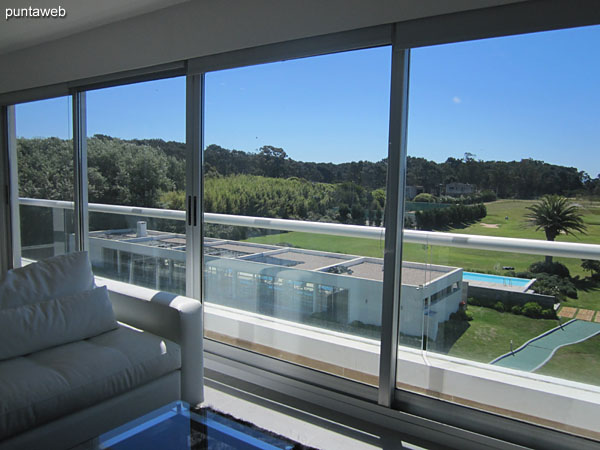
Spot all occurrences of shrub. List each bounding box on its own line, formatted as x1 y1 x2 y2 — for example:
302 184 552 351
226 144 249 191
532 273 577 300
542 308 557 319
414 193 437 203
479 190 498 202
581 259 600 278
515 271 534 279
469 296 497 308
468 297 481 306
511 305 522 315
522 302 543 318
450 309 473 321
529 261 571 278
494 301 505 312
441 191 497 204
414 203 486 230
565 285 578 299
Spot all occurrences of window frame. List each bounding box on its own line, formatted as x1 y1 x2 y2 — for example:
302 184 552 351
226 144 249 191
2 2 599 447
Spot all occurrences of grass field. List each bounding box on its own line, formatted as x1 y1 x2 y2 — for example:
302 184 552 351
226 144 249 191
430 306 557 363
415 199 600 278
246 198 600 266
247 231 385 258
534 334 600 386
246 199 600 310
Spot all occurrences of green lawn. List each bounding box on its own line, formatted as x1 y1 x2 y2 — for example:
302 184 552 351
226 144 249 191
245 199 600 310
535 334 600 386
247 199 600 265
404 199 600 280
246 231 385 258
430 306 557 363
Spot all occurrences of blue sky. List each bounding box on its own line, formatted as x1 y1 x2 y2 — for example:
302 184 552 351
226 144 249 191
15 24 600 177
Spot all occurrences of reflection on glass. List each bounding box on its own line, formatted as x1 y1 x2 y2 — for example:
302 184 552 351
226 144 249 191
85 77 186 294
15 97 74 262
397 25 600 438
203 46 391 384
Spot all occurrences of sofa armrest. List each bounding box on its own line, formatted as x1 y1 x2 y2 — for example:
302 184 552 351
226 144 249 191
95 277 204 406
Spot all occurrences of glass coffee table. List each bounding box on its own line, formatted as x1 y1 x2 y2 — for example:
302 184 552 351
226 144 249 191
96 401 297 449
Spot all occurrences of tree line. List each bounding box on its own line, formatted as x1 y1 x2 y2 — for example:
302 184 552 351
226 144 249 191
16 136 385 229
16 136 600 216
160 175 385 225
207 145 598 199
203 145 597 199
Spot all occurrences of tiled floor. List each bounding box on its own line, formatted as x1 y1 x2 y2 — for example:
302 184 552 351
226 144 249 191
558 306 599 322
575 309 595 321
558 307 576 318
202 382 431 450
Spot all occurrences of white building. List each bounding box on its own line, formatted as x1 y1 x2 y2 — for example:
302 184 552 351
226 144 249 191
90 227 463 340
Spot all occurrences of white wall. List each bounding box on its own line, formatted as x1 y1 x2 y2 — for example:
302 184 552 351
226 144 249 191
0 0 521 95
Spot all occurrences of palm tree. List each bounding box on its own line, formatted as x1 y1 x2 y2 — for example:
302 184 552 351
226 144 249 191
525 195 587 263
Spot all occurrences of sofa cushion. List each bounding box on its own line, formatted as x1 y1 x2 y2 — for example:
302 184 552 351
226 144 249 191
0 325 181 440
0 286 118 361
0 252 94 309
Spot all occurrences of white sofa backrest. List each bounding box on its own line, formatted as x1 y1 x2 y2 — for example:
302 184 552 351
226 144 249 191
0 251 94 309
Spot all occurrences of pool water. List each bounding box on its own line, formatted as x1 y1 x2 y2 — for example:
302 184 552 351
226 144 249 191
463 271 532 287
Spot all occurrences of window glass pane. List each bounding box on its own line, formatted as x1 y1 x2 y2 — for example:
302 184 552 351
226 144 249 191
86 77 187 294
204 47 391 385
397 25 600 439
15 96 74 263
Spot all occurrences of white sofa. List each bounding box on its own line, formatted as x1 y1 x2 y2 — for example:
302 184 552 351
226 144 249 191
0 252 203 450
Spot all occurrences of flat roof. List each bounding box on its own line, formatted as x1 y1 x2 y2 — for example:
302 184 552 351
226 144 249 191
92 229 458 281
245 250 351 271
327 261 450 284
90 229 166 240
205 242 273 258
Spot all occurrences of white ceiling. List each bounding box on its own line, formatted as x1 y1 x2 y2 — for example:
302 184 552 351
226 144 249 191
0 0 189 55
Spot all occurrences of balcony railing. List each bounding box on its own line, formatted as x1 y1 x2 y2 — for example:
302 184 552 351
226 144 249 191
18 197 600 260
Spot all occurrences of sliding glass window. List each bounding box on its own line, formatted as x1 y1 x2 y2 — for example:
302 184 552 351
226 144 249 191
13 97 74 264
203 47 391 384
85 77 187 293
4 18 600 448
397 25 600 440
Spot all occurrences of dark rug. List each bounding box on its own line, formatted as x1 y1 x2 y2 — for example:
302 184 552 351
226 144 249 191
190 406 319 450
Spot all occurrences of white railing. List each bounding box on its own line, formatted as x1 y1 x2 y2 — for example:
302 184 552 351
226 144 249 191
19 197 600 260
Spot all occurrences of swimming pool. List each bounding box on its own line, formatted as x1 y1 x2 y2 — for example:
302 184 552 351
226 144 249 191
463 271 532 287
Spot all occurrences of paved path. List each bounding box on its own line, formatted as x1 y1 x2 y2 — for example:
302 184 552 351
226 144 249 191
490 319 600 372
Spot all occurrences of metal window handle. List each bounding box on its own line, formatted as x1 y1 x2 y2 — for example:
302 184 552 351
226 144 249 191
187 195 192 226
193 195 197 226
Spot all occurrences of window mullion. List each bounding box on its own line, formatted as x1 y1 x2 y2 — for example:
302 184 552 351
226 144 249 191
73 91 88 252
378 32 410 407
0 106 20 270
186 74 204 300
